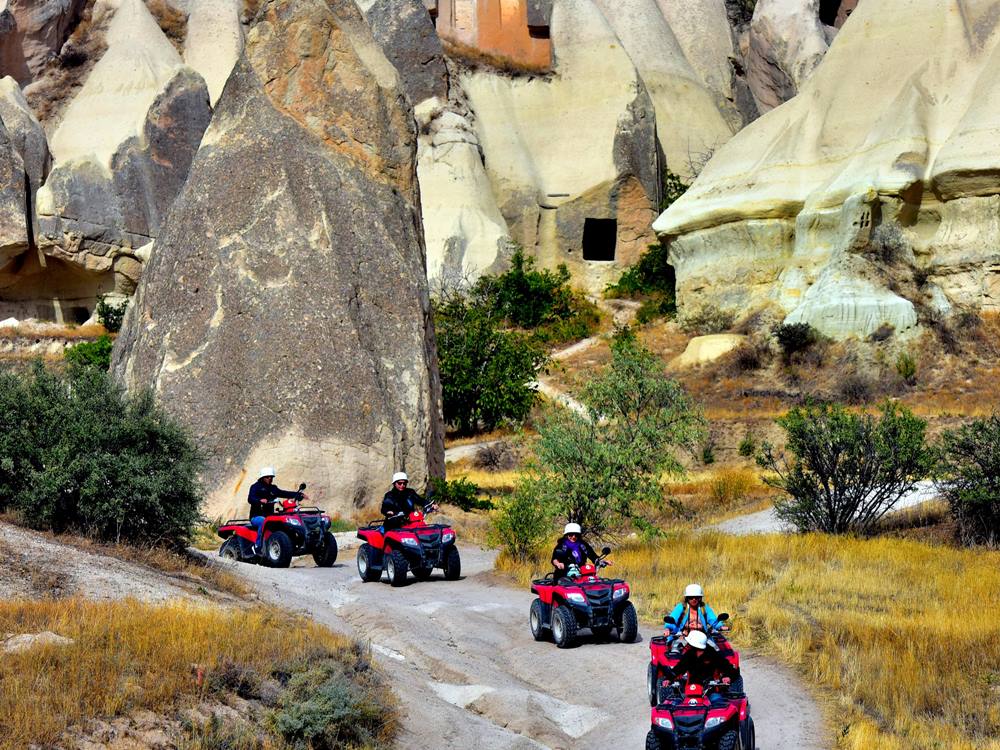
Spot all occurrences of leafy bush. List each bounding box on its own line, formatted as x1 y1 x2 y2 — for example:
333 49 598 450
476 249 574 330
758 401 933 534
0 363 203 547
64 334 114 370
773 322 818 364
729 340 768 373
738 430 757 458
429 476 490 511
701 434 717 465
433 292 547 435
273 648 394 750
96 295 128 333
838 372 876 405
679 305 735 335
709 468 756 506
526 329 705 536
939 416 1000 545
489 480 555 561
660 170 690 211
605 243 677 323
896 351 917 385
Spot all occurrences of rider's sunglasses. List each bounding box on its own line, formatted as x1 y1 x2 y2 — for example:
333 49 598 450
394 480 407 486
566 533 578 538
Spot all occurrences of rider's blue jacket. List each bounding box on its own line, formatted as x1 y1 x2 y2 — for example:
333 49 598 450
665 602 719 634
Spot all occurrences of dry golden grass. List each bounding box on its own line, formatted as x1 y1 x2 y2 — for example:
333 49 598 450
499 533 1000 749
0 322 108 340
0 599 395 749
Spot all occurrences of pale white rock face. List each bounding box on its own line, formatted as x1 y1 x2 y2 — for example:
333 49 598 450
46 0 182 170
654 0 1000 333
460 0 659 292
184 0 243 104
747 0 831 112
671 334 747 368
655 0 734 104
418 106 511 284
590 0 735 180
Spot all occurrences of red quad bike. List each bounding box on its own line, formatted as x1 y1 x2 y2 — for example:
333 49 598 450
647 613 744 706
528 547 639 648
646 680 755 750
355 502 460 586
217 483 339 569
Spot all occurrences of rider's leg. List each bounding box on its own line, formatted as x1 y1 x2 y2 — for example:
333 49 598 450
251 516 265 552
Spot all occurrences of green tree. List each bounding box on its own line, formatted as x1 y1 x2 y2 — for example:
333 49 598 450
64 334 114 370
528 330 705 536
433 291 547 435
938 416 1000 545
759 401 933 534
475 249 574 329
488 478 556 561
0 362 203 547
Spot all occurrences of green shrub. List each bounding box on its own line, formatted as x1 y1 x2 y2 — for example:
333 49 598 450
679 305 735 335
605 243 677 324
475 249 574 330
773 322 818 364
938 416 1000 545
96 295 128 333
758 401 933 534
738 430 757 458
429 476 490 511
896 351 917 385
701 435 717 465
64 334 114 370
660 170 690 211
489 479 555 562
433 292 547 435
0 363 203 547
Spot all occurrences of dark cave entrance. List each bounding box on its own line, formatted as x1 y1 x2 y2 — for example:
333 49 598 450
582 218 617 261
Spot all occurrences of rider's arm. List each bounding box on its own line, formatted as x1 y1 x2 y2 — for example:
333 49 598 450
583 540 599 563
550 541 565 568
271 485 302 500
380 494 397 517
712 650 738 679
665 603 683 633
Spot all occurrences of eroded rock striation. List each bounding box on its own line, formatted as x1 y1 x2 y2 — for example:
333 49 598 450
654 0 1000 339
114 0 443 519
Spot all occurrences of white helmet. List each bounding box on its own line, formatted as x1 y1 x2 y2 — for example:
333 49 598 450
392 471 409 484
258 466 276 480
563 522 582 535
684 583 704 599
685 630 709 650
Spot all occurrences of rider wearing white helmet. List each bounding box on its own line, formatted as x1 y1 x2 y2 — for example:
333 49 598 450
247 467 306 553
381 471 436 529
664 628 739 703
665 582 719 639
550 522 609 577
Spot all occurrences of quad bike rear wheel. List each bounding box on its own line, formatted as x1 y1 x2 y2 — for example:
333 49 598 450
619 601 639 643
219 538 242 562
385 548 409 586
312 532 339 567
357 543 381 582
646 662 658 706
265 531 293 568
645 729 662 750
717 729 739 750
443 545 461 580
740 717 756 750
552 605 578 648
529 598 547 641
413 566 433 580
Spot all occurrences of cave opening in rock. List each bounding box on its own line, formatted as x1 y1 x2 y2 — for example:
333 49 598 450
582 218 617 261
69 306 91 325
528 24 550 39
819 0 843 26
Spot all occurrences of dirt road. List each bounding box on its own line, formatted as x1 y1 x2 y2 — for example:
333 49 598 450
226 541 828 750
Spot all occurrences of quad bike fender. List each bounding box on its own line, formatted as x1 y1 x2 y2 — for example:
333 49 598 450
357 529 385 549
222 525 258 544
728 649 740 670
531 584 555 604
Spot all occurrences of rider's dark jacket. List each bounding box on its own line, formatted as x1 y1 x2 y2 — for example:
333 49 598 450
665 644 738 685
381 487 425 529
550 534 599 573
248 479 301 519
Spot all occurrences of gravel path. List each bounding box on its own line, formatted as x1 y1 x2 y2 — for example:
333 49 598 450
221 538 829 750
711 480 941 535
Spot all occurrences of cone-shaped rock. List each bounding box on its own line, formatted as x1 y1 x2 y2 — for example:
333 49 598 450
113 0 444 519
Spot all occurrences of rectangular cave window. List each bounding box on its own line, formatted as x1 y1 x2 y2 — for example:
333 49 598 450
528 24 550 39
582 218 617 261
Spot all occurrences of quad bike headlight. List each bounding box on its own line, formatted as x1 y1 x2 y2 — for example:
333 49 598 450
613 586 627 599
286 518 301 526
655 717 673 729
442 532 454 543
704 717 724 730
566 592 586 604
401 537 420 547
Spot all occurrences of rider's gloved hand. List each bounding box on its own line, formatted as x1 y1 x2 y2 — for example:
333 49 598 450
722 677 731 686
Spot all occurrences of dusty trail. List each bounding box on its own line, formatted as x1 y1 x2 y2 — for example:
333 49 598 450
224 540 828 750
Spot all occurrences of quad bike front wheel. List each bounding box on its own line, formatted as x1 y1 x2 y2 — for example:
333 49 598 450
529 598 547 641
645 729 662 750
443 545 461 580
619 602 639 643
385 549 409 586
265 531 293 568
219 538 242 562
313 532 339 567
357 543 381 582
740 717 756 750
646 662 658 706
552 605 578 648
717 729 739 750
